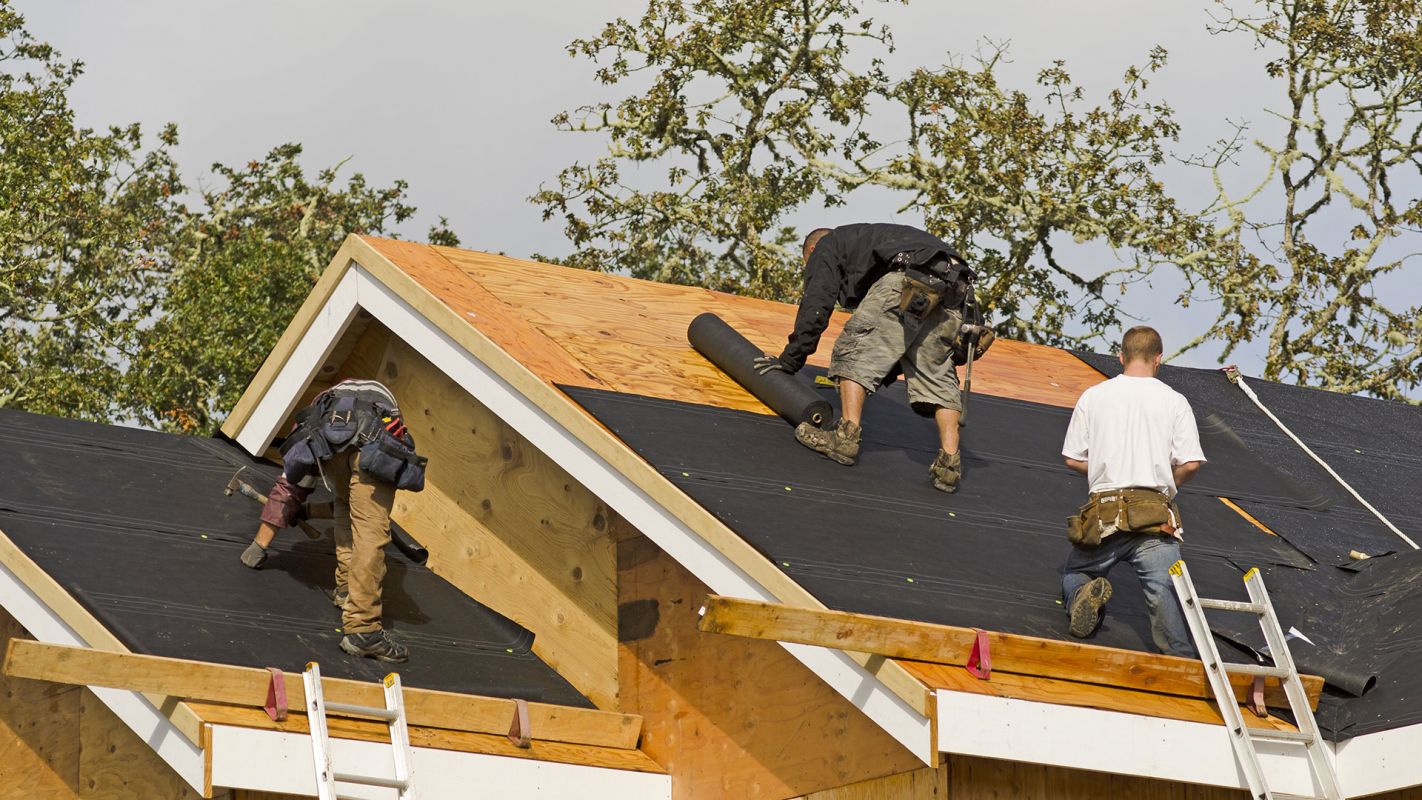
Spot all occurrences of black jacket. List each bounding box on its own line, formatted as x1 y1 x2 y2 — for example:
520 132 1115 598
776 223 969 371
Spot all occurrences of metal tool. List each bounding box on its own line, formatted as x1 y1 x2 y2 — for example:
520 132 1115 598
224 467 324 540
957 324 989 427
1170 560 1341 800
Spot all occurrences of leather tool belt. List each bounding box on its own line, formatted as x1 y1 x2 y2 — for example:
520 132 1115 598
1066 487 1182 547
894 253 969 318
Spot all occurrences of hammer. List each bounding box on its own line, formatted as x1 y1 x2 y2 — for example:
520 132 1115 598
957 324 990 428
225 468 324 540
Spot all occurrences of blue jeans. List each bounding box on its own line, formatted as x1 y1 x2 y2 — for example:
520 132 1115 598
1062 533 1196 657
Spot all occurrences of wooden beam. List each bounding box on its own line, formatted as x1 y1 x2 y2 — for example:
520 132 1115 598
698 596 1322 710
4 640 642 750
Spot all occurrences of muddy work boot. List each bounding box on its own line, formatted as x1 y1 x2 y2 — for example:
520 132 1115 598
795 419 862 465
928 449 962 493
340 630 409 663
1068 577 1113 638
327 587 349 610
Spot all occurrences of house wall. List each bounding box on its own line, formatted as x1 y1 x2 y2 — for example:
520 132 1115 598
796 755 1422 799
0 609 209 800
329 319 621 710
617 530 922 799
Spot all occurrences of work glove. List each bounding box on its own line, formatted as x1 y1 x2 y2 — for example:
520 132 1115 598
752 356 789 375
240 541 269 570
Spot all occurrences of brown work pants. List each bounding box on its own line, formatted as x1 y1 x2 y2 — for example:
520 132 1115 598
324 450 395 635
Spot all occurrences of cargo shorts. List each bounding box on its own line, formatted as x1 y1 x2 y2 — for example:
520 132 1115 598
828 271 964 416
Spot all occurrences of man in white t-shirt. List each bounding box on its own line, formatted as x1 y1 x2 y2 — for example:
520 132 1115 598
1060 326 1206 656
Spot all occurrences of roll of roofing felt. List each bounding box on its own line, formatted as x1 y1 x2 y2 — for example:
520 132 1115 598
391 523 429 565
688 312 834 429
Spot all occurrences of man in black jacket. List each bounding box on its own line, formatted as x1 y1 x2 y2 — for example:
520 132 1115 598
755 223 991 492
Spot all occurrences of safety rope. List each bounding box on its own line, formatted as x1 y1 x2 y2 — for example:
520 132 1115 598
1222 366 1419 551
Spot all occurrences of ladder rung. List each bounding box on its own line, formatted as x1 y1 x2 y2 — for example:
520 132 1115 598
333 771 410 790
1270 794 1324 799
1198 598 1267 614
1222 663 1290 679
1247 728 1316 744
325 701 399 721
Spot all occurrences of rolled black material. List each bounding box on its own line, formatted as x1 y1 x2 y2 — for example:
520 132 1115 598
390 522 429 566
687 312 834 429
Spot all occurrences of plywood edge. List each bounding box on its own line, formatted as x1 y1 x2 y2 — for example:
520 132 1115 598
0 526 204 744
4 639 641 750
699 595 1322 710
189 702 666 774
221 235 363 439
347 239 933 719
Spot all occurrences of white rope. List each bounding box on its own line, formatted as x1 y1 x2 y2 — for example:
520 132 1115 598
1223 366 1419 551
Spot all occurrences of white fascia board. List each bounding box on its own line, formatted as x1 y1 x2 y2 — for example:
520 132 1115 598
208 724 671 798
936 690 1337 797
0 559 206 794
226 265 935 765
234 266 363 453
1334 722 1422 797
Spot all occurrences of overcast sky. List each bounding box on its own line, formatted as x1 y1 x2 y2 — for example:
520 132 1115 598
30 1 1296 370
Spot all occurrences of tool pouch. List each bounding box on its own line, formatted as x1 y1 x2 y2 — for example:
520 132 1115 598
1067 494 1118 548
898 265 947 318
321 396 360 449
359 429 428 492
1122 491 1181 536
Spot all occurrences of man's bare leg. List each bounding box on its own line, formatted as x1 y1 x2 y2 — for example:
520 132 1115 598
839 379 867 426
253 521 280 549
934 406 961 454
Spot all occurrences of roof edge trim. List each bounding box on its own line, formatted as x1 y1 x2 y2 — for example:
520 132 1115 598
209 724 670 797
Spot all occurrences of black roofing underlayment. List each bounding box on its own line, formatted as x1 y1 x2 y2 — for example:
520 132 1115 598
0 408 589 707
1075 354 1422 738
565 361 1422 740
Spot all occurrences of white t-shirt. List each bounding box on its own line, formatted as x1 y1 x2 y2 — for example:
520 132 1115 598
1061 375 1207 497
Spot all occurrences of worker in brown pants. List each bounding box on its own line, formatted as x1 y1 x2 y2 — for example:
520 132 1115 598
240 379 426 664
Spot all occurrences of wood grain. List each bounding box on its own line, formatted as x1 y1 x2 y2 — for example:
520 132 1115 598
78 688 202 799
700 595 1322 710
0 610 81 800
188 702 665 774
4 639 641 750
618 534 921 799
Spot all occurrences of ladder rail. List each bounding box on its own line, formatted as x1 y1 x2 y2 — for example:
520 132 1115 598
1244 570 1343 800
1171 560 1342 800
304 662 418 799
1169 561 1272 799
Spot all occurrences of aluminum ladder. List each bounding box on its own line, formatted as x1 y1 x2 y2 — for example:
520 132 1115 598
1169 561 1340 800
303 662 417 800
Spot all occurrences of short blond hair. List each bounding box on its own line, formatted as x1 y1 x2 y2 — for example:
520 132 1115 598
1121 326 1163 364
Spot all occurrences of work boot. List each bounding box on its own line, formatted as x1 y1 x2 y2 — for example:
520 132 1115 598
340 630 409 663
327 587 349 610
239 541 268 569
1068 577 1113 638
795 419 861 466
929 449 962 493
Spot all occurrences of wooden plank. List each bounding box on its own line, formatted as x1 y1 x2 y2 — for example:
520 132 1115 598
618 534 921 799
188 702 665 775
900 660 1302 733
78 688 202 800
352 237 935 723
698 595 1322 710
0 527 204 744
0 609 82 799
334 324 621 709
4 640 642 750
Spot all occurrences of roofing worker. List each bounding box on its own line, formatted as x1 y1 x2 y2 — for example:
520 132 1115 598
755 223 992 493
240 379 427 664
1060 326 1204 657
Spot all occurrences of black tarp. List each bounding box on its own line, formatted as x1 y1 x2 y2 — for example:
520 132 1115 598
0 408 589 707
563 356 1422 739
